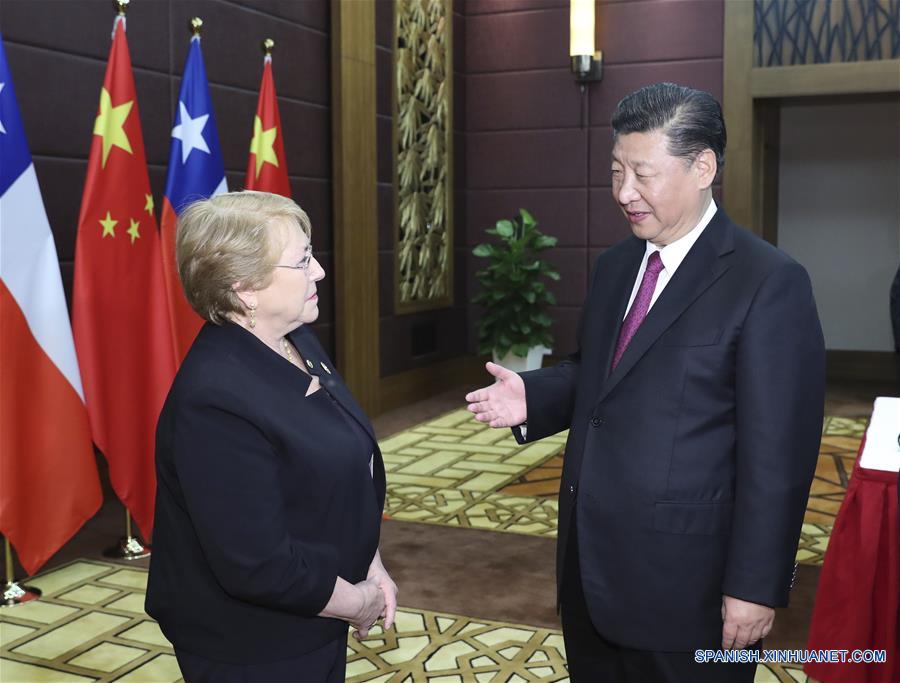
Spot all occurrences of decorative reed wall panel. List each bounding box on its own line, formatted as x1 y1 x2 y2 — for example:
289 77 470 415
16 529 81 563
394 0 453 313
754 0 900 67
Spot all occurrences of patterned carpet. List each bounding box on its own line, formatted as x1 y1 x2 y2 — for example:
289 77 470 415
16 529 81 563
1 561 178 682
0 560 811 682
0 413 865 681
384 409 867 566
382 410 566 537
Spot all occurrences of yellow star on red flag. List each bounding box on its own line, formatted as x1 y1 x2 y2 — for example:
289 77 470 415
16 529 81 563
127 219 141 244
144 194 154 217
99 211 118 238
93 87 134 168
249 115 279 178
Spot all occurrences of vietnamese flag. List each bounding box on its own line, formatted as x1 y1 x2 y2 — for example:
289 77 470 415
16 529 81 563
71 17 177 540
245 51 290 196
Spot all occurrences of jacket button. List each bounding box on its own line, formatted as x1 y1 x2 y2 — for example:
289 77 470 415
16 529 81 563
569 484 576 494
591 417 603 427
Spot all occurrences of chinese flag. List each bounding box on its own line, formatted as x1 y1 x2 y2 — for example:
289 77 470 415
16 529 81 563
245 54 290 196
72 18 177 540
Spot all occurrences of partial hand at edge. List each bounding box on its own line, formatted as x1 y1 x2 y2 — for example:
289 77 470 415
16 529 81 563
318 576 385 640
721 594 774 650
367 550 398 632
464 362 527 429
349 579 386 641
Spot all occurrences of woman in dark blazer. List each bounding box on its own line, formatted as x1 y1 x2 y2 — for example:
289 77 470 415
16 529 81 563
146 191 396 682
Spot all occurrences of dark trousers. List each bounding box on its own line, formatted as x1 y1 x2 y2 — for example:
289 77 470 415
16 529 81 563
174 637 345 683
561 514 758 683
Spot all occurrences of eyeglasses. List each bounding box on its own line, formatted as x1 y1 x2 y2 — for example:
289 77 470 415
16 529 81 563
274 246 313 271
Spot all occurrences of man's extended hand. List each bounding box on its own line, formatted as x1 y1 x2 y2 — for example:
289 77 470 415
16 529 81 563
721 594 774 650
465 362 527 428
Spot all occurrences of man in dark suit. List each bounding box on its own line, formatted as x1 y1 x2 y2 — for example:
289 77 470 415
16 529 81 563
466 83 825 682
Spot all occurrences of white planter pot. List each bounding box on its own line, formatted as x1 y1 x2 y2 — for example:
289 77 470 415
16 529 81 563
492 345 552 373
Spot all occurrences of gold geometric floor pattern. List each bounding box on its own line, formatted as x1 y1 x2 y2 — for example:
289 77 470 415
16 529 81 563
806 416 867 526
0 560 812 682
347 611 568 682
1 560 179 682
382 409 868 567
796 416 867 566
382 409 567 537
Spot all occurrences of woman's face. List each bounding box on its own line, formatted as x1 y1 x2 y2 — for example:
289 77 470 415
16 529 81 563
253 218 325 331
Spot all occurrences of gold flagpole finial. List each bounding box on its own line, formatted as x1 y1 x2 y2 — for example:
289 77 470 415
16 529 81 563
113 0 129 16
262 38 275 56
189 17 203 37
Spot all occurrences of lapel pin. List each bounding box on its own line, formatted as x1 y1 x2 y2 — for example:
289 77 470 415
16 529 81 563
320 362 332 375
305 359 314 369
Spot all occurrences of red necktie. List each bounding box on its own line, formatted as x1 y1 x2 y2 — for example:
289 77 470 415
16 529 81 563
611 251 664 372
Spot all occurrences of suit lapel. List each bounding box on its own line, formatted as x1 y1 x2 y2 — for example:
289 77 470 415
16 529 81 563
595 211 735 405
289 327 378 445
592 238 646 377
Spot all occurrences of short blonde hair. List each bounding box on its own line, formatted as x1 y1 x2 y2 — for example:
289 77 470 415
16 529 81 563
176 190 311 324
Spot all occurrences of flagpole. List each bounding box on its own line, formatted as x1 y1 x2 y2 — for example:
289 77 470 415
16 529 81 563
1 537 42 607
103 509 151 560
113 0 128 29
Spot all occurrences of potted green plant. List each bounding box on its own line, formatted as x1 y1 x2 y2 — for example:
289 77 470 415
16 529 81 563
472 209 559 372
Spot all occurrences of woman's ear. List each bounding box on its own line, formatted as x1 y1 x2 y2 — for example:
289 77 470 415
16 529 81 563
232 283 257 311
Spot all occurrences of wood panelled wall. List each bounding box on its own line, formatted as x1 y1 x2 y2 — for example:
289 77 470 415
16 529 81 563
0 0 335 358
5 0 731 386
376 0 469 378
463 0 724 357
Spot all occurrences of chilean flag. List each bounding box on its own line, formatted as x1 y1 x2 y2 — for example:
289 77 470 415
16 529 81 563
160 34 227 363
0 36 102 574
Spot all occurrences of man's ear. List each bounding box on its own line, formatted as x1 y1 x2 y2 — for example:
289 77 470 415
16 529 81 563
693 149 717 190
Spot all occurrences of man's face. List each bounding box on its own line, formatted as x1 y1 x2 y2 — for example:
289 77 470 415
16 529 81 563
611 129 711 247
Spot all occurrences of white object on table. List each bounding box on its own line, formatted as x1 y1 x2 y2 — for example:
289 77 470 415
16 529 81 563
859 396 900 473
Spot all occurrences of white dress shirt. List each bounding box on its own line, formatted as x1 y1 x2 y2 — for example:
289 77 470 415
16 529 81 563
622 199 718 319
517 200 718 437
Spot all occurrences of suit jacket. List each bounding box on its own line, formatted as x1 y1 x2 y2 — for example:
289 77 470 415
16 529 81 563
517 209 825 651
146 322 385 663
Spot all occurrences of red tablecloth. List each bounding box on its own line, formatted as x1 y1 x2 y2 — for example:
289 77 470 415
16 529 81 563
805 448 899 683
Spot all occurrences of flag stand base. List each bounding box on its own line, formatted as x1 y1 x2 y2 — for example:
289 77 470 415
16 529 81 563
1 581 42 607
1 538 42 607
104 510 151 560
103 535 151 561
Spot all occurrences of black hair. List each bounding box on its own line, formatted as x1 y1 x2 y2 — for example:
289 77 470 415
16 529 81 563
611 82 726 173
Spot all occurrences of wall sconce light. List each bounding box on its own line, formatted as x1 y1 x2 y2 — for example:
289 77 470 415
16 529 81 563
570 0 602 87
